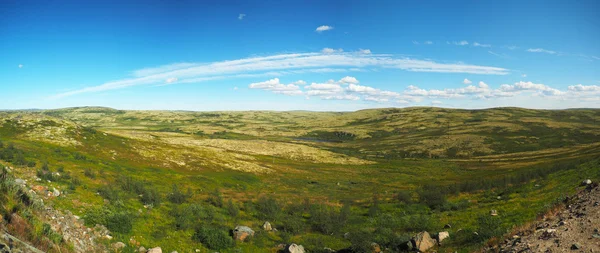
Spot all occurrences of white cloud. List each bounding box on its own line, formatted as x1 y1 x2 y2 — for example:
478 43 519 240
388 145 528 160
233 86 238 90
478 81 488 89
315 25 333 32
473 42 491 47
522 74 527 78
507 46 518 50
321 48 343 54
568 84 600 92
358 49 371 54
292 80 307 85
166 77 178 83
238 14 246 20
51 51 510 99
339 76 359 84
527 48 556 54
18 64 23 68
424 41 433 45
463 78 472 84
249 78 304 96
454 41 469 46
412 41 420 45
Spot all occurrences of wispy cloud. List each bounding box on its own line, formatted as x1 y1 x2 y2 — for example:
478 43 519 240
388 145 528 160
463 78 472 84
358 49 371 54
473 42 491 48
321 48 343 54
238 14 246 20
424 41 433 45
51 51 510 99
527 48 556 54
18 64 23 68
453 41 469 46
315 25 333 32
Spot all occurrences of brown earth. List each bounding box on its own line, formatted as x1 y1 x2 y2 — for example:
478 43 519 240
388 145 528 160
487 182 600 252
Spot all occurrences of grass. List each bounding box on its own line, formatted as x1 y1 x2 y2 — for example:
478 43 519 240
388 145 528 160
0 106 598 252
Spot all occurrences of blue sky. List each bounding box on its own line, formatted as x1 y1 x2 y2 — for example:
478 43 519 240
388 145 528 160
1 0 599 111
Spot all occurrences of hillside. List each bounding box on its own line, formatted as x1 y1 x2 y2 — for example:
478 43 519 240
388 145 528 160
0 107 599 253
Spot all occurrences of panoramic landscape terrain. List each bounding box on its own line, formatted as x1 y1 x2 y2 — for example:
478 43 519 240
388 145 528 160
2 0 599 252
1 107 599 252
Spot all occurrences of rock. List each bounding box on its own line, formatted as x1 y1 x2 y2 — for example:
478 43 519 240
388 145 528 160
571 243 582 250
14 178 25 185
53 188 61 197
147 247 162 253
443 224 451 228
582 179 592 186
371 242 381 253
263 221 272 231
170 251 178 253
112 242 126 250
104 234 113 240
490 209 498 216
323 247 336 253
138 246 147 253
437 231 450 244
412 231 435 252
284 243 305 253
233 226 255 241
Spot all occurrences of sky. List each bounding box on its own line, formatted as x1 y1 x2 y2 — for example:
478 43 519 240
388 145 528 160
1 0 599 111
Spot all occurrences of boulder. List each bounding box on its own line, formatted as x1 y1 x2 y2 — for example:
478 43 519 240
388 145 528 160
371 242 381 253
147 247 162 253
233 226 255 241
443 224 451 229
437 231 450 244
263 221 272 231
138 246 147 253
284 243 305 253
112 242 126 250
582 179 592 186
53 188 61 197
14 179 25 185
412 231 435 252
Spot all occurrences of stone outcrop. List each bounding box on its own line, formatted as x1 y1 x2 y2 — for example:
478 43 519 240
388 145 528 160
233 226 255 241
412 231 436 252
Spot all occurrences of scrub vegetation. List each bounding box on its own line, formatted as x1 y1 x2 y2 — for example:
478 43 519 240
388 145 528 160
1 106 599 252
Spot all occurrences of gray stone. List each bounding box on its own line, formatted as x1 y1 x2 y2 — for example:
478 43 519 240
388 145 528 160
147 247 162 253
571 243 581 250
112 242 126 250
285 244 305 253
14 179 25 185
52 188 60 197
138 246 147 253
412 231 435 252
437 231 450 244
582 179 592 186
263 221 272 231
233 226 255 241
490 209 498 216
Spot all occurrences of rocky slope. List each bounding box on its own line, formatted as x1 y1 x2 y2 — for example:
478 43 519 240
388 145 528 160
488 181 600 252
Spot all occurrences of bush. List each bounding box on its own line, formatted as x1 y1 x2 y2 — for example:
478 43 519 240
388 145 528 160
167 184 191 204
417 185 447 209
192 226 233 250
281 214 306 234
106 212 133 233
207 188 223 207
256 195 281 221
226 199 239 218
395 190 413 204
476 214 504 241
171 204 204 230
347 229 374 253
83 168 96 179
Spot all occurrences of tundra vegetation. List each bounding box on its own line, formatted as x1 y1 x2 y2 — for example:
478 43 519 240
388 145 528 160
1 107 599 252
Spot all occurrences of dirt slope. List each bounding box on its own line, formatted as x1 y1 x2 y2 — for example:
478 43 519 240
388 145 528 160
489 182 600 252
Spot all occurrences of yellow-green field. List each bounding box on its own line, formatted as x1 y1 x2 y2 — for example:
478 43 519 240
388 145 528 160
1 107 599 252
